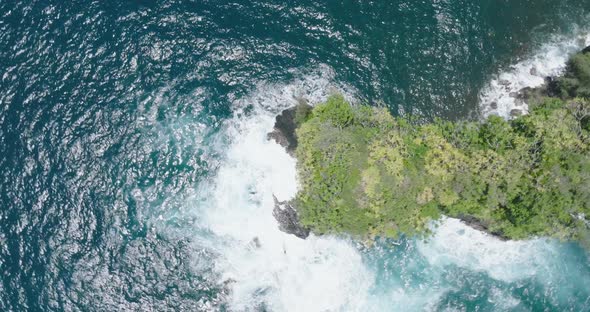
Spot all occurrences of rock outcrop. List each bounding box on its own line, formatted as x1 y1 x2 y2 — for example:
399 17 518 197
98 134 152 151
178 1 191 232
267 100 312 156
272 196 310 239
267 108 298 155
517 46 590 106
457 215 509 241
268 102 312 239
516 76 560 108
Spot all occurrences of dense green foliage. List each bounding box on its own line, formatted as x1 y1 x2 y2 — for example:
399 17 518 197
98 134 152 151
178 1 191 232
555 50 590 99
295 82 590 240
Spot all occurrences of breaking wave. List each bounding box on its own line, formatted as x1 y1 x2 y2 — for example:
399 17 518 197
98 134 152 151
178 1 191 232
479 28 590 118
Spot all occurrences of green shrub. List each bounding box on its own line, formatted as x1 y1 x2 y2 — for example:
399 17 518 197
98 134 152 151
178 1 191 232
313 95 356 128
556 51 590 98
294 102 313 126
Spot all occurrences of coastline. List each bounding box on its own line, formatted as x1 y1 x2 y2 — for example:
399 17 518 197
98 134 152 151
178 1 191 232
269 46 590 241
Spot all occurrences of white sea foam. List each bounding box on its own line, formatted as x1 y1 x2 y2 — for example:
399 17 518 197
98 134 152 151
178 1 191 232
417 217 560 283
480 29 590 118
488 286 521 310
196 68 376 311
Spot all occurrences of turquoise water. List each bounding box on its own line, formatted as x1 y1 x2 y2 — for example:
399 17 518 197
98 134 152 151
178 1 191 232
1 1 590 311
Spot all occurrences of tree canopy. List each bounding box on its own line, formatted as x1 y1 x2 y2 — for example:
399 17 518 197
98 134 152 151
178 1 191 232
293 50 590 240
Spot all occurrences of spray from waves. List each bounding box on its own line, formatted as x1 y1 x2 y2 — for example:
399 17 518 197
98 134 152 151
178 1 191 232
416 218 558 283
194 67 375 311
415 218 590 309
479 28 590 118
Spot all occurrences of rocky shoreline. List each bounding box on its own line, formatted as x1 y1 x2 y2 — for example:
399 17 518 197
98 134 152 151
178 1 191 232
267 103 308 156
512 77 558 114
514 45 590 114
268 103 311 239
272 195 310 239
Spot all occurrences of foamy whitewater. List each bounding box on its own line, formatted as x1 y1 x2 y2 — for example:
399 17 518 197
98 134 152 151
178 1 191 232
197 69 375 311
192 40 590 310
480 28 590 118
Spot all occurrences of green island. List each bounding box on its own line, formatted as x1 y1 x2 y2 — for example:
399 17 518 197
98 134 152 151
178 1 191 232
290 49 590 241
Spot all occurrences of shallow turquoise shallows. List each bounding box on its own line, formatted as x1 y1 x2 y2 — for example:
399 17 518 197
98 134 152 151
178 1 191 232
1 1 590 311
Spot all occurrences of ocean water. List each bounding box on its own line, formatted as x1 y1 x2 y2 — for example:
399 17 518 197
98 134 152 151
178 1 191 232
1 1 590 311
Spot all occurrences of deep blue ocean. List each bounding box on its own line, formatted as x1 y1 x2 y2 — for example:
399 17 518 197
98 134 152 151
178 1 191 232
2 1 590 311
